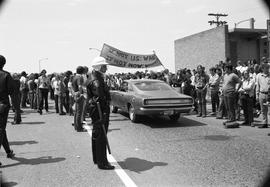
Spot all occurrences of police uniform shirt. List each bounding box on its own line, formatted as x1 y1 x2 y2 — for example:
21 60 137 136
0 70 14 105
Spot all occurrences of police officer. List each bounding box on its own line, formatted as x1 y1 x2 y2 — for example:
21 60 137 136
87 57 114 170
0 55 15 166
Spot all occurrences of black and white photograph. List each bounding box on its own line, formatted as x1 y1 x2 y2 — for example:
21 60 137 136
0 0 270 186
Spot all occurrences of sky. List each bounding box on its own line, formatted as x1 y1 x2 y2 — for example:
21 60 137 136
0 0 269 74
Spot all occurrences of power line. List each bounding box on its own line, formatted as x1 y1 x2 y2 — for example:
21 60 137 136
208 13 228 27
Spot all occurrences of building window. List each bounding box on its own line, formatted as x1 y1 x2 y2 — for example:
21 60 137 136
264 41 268 47
264 49 267 54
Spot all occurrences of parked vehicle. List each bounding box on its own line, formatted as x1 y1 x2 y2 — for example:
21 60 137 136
110 79 193 123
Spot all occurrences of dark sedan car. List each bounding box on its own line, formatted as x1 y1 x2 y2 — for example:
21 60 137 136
110 79 193 123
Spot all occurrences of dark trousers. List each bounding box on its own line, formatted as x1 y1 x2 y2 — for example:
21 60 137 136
33 89 38 109
69 95 74 115
11 93 21 123
20 89 28 107
241 94 254 125
49 86 54 100
29 91 35 109
91 105 110 165
217 95 227 118
39 88 49 111
224 93 236 121
196 88 207 115
65 91 69 112
74 97 85 131
210 90 219 113
59 95 68 114
54 95 59 113
0 105 11 154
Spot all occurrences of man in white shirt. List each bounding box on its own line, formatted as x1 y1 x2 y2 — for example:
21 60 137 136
208 67 221 116
239 70 255 126
20 71 28 108
37 69 49 115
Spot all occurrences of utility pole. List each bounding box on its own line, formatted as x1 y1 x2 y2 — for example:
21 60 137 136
38 58 48 73
208 13 228 27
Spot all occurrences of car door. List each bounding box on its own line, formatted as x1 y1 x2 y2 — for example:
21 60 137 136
110 90 120 108
121 82 135 112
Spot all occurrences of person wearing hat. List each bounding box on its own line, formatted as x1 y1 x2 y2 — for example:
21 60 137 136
87 56 114 170
0 55 16 166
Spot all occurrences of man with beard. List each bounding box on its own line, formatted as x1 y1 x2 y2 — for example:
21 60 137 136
87 56 114 170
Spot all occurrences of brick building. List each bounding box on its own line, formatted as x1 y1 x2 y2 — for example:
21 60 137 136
174 25 268 71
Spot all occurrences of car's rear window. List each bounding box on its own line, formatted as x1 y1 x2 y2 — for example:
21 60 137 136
134 82 172 91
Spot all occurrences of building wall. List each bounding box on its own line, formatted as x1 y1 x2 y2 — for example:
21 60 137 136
229 35 260 63
174 26 228 72
260 38 268 59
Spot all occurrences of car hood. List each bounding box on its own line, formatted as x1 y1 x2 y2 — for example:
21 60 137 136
136 90 191 99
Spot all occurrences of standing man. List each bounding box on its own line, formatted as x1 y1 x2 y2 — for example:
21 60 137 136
87 56 114 170
239 70 255 126
194 65 209 118
20 71 28 108
209 67 221 116
0 55 15 166
11 73 22 124
63 71 72 113
38 69 50 115
222 64 242 123
72 66 85 132
256 63 270 128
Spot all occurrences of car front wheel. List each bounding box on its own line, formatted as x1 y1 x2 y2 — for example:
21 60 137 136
129 104 139 123
169 114 180 122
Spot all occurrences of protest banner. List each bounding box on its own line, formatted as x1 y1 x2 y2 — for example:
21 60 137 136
100 43 163 68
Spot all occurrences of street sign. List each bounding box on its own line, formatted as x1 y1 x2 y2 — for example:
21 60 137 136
267 19 270 41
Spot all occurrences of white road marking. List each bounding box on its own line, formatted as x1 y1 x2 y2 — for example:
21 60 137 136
83 125 138 187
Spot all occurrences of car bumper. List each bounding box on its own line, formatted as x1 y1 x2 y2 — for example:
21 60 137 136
137 106 194 115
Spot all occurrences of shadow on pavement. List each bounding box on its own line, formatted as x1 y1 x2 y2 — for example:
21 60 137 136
108 128 121 133
117 157 168 173
1 156 66 168
9 140 38 146
140 116 207 128
1 181 18 187
20 121 45 125
110 118 129 122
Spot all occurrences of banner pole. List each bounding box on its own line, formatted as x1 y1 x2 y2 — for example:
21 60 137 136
153 50 166 70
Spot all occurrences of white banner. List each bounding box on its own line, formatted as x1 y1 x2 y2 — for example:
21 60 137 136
100 43 163 68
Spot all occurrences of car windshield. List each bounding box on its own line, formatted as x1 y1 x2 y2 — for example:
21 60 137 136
134 82 172 91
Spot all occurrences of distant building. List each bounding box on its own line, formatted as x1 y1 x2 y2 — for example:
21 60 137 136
174 24 268 71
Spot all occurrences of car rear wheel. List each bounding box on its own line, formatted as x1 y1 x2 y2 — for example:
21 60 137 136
169 114 180 122
111 105 118 113
129 104 139 123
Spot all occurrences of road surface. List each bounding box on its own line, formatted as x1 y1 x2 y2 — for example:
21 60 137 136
1 103 270 187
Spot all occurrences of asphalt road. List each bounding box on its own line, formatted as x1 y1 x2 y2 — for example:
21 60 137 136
1 102 270 187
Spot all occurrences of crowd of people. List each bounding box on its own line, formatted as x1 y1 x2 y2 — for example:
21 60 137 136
105 57 270 128
1 54 270 169
6 56 270 129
